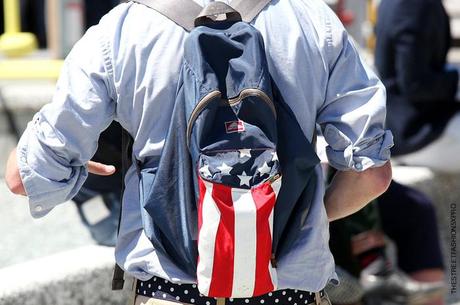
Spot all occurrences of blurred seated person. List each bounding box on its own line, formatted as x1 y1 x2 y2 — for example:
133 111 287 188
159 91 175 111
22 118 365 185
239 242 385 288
329 184 445 305
316 137 445 305
71 122 123 246
374 0 460 172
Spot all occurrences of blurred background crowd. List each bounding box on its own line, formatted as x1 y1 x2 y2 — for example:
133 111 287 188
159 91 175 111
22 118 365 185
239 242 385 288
0 0 460 305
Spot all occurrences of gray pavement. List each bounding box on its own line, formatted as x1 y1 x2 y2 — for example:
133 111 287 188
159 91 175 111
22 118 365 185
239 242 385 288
0 178 97 268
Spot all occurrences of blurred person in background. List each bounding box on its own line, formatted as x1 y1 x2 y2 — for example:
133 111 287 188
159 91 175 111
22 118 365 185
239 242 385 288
374 0 460 172
17 0 119 48
20 0 47 48
328 182 445 305
0 1 3 34
84 0 120 30
371 0 458 302
316 139 445 305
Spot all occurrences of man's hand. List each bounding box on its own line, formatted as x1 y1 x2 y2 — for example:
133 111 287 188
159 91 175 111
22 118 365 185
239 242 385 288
5 148 116 196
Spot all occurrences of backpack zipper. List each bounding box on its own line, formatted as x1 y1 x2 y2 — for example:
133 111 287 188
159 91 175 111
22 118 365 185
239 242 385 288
187 90 222 148
227 89 277 119
186 89 277 148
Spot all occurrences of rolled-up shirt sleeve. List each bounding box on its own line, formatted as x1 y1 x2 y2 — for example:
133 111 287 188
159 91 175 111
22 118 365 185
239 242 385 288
317 17 393 172
17 25 116 218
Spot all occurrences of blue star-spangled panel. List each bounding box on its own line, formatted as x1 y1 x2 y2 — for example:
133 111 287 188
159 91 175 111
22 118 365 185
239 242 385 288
198 149 280 189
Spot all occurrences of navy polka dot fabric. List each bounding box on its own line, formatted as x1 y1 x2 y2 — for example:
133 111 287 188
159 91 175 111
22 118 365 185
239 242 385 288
136 277 325 305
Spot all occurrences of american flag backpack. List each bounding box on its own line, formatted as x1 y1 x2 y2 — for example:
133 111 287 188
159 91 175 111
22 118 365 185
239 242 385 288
131 0 320 298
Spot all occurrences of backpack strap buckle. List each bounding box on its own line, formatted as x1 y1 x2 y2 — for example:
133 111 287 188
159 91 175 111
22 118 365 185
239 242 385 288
194 2 242 27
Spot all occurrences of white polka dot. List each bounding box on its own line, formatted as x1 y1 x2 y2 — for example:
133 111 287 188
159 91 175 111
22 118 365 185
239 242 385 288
148 284 151 288
294 290 298 293
282 291 286 295
154 278 157 281
158 285 162 290
304 301 309 304
151 292 155 297
206 302 211 305
176 296 181 301
229 298 234 302
170 288 174 292
137 289 140 294
288 297 292 301
191 299 195 303
294 303 298 305
144 290 147 294
178 283 182 286
260 300 265 304
275 299 279 303
140 282 144 287
268 293 273 297
200 294 204 297
245 299 250 303
309 292 312 296
193 284 197 288
163 294 167 298
165 279 168 283
184 290 189 294
299 294 303 299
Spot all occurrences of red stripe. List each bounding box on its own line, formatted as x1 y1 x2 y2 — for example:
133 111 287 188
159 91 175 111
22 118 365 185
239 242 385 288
208 183 235 297
251 182 277 296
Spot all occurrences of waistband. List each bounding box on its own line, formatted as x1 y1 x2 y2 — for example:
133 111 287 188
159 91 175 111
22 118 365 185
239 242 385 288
136 276 326 305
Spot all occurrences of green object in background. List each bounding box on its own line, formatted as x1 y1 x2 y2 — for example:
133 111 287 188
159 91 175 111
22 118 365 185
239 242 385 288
329 200 382 277
0 0 37 57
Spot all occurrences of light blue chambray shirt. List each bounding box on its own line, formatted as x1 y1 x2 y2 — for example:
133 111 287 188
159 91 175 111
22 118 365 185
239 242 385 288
17 0 393 292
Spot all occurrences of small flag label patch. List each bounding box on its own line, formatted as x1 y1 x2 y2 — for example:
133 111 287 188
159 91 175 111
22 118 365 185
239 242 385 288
225 121 245 134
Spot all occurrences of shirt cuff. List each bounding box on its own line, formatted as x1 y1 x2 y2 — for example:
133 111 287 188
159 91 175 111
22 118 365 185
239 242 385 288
16 124 88 218
324 124 393 172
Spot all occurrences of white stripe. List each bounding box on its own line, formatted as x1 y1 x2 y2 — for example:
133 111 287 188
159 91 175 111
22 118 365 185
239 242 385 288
231 188 257 298
271 177 282 197
268 177 282 289
197 181 221 296
269 177 282 242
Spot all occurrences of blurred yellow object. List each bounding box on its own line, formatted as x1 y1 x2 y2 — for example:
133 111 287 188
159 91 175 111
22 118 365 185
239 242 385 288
0 0 38 57
0 59 63 79
366 0 378 51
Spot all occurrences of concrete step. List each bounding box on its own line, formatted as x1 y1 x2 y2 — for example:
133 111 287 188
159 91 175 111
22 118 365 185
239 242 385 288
0 179 98 268
0 245 130 305
0 80 55 111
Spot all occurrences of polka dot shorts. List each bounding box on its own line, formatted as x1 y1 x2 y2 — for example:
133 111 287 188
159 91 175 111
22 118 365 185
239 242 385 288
136 276 325 305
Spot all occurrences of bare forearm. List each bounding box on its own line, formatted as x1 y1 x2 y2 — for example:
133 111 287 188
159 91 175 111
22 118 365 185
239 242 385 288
325 161 392 222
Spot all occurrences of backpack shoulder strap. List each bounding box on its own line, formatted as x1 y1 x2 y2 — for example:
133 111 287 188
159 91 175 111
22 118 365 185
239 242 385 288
112 127 133 290
132 0 202 32
132 0 272 31
231 0 271 23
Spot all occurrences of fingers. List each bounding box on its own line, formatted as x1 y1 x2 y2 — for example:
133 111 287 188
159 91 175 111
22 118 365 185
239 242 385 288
87 161 116 176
